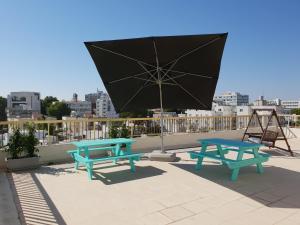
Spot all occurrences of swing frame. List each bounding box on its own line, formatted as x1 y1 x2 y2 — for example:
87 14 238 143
242 109 294 156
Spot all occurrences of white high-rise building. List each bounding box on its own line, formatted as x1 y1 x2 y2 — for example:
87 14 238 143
185 103 235 117
6 92 41 119
214 91 249 106
96 94 118 118
65 93 92 117
281 100 300 110
85 89 104 114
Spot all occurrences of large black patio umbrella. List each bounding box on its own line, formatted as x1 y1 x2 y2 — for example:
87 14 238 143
85 33 227 161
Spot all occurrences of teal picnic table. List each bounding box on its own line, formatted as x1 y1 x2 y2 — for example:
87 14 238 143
189 138 270 181
68 138 141 180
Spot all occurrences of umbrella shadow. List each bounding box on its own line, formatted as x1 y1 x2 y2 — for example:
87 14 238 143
261 148 300 158
92 165 166 185
33 164 77 176
170 162 300 208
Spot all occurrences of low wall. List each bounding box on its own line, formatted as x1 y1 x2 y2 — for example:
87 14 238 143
0 130 244 169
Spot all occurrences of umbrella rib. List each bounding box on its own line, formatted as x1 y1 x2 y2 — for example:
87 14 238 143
161 69 214 81
152 38 160 70
90 44 156 69
160 82 178 86
137 62 158 82
161 36 221 80
133 77 158 83
162 73 208 108
120 76 154 111
108 69 157 84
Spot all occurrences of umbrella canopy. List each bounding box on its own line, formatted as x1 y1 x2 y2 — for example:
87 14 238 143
85 33 227 112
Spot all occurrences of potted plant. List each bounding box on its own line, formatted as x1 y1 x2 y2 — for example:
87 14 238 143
108 124 130 151
120 124 129 139
108 126 119 138
5 126 40 171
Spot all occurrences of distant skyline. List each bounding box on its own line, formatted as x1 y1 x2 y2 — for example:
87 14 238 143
1 0 300 101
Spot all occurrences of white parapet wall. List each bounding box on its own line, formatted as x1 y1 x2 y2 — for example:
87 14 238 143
0 130 245 169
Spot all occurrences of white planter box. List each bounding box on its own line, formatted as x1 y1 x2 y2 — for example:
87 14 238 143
5 156 40 171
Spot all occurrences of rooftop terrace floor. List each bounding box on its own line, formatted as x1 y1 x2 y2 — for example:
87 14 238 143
3 137 300 225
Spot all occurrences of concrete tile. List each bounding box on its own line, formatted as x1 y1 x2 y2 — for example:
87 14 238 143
160 206 194 221
239 207 291 225
186 211 222 225
286 212 300 223
253 191 284 203
281 195 300 207
0 173 21 225
274 218 300 225
181 199 209 213
139 212 172 225
206 200 255 221
267 201 300 215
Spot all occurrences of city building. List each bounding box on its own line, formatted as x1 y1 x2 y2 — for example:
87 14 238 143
214 105 236 116
281 100 300 111
152 112 177 118
253 96 268 106
266 98 281 106
252 96 299 113
85 89 104 114
65 93 92 117
6 91 41 119
213 91 249 106
185 103 236 117
185 109 219 117
96 93 118 118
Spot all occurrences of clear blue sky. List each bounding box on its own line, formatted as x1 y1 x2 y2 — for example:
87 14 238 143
0 0 299 101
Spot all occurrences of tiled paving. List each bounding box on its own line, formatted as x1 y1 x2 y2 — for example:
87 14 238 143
5 138 300 225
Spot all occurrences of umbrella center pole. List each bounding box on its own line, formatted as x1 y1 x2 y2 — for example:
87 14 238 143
149 78 176 161
158 80 165 153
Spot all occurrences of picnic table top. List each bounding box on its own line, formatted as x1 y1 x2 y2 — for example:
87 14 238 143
71 138 134 148
198 138 262 149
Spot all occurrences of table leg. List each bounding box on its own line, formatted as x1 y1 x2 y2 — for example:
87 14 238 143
73 148 82 170
86 162 93 180
75 161 79 170
126 143 132 154
129 158 135 172
231 149 244 181
196 142 208 170
114 144 120 164
252 147 264 174
216 144 227 166
84 146 89 159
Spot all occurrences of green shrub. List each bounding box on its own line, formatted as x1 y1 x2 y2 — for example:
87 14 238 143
23 125 39 157
120 125 129 138
109 125 130 138
5 126 39 159
109 126 119 138
5 129 24 159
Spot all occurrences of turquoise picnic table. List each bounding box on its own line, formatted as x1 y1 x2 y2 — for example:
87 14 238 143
189 138 270 181
68 138 141 180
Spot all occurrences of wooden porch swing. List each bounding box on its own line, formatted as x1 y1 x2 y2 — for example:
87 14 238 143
242 109 294 156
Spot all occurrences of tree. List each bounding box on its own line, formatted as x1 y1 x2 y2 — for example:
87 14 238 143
291 108 300 115
119 109 153 118
47 102 71 119
0 97 7 121
41 96 58 115
291 108 300 126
